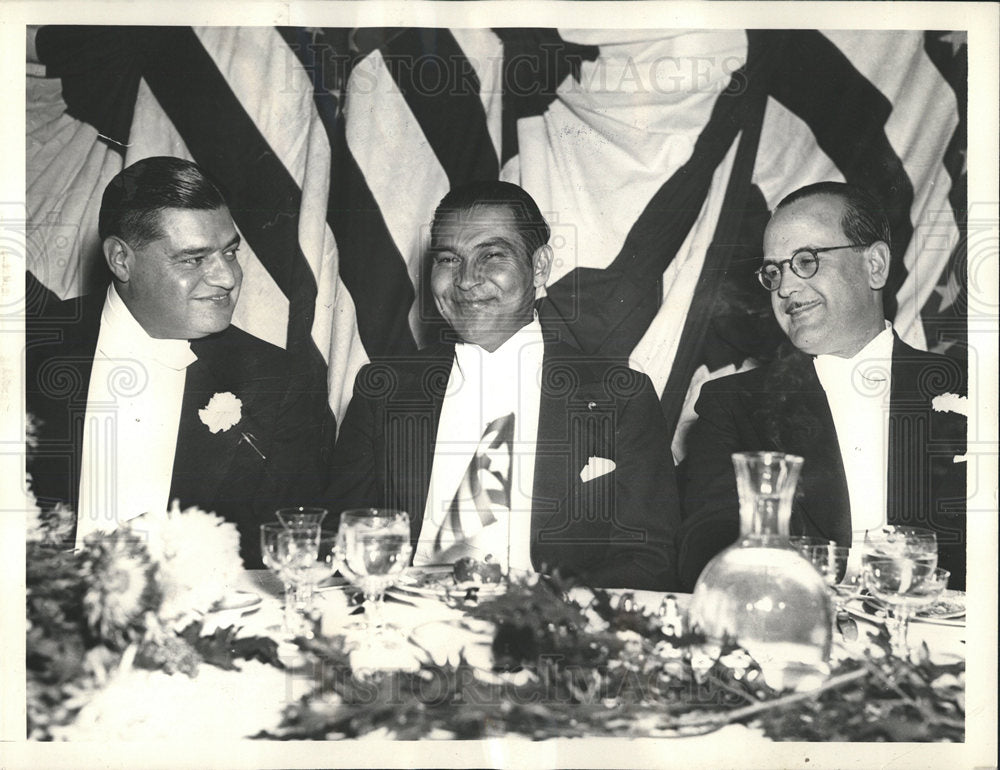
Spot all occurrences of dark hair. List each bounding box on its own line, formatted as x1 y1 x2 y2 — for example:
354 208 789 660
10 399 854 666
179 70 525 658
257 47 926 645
774 181 891 249
431 180 550 258
98 156 228 246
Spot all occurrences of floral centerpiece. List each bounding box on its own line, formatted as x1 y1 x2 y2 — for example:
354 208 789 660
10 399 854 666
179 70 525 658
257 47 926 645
261 575 965 742
26 496 281 739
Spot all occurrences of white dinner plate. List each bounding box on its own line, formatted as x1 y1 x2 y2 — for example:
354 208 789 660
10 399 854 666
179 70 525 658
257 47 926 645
844 589 966 627
209 590 263 613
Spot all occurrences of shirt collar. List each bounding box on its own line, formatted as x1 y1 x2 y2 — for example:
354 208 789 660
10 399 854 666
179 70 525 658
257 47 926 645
813 321 893 386
100 286 198 370
454 313 544 377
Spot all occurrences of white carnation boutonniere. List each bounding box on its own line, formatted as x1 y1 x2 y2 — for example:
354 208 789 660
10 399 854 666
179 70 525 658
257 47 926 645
199 392 243 434
198 391 266 458
931 392 968 417
931 393 968 464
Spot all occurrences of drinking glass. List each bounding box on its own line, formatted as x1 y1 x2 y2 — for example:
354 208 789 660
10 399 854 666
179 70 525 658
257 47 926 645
275 527 321 635
800 542 863 613
276 506 328 530
303 531 340 592
334 509 412 637
260 522 296 634
260 522 286 576
863 525 938 562
863 562 950 658
862 526 941 658
798 542 850 588
788 535 836 553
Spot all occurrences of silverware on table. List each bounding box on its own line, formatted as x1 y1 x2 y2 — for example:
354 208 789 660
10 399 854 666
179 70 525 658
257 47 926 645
836 609 859 641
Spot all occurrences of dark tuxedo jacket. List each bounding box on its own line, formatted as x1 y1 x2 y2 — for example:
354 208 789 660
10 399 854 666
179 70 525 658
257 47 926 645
326 338 681 590
677 336 967 590
25 288 335 567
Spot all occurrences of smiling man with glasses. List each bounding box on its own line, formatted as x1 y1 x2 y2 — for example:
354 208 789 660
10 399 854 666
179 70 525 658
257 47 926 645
676 182 967 592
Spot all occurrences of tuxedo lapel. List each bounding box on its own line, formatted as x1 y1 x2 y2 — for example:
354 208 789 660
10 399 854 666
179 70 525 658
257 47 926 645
26 295 103 511
886 338 968 584
887 336 917 526
382 348 453 542
885 336 966 527
170 331 273 511
169 355 243 510
530 359 572 554
793 387 853 545
529 347 616 569
754 358 852 545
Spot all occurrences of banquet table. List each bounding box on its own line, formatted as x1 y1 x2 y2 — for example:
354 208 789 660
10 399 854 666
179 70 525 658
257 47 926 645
224 569 966 667
53 567 967 744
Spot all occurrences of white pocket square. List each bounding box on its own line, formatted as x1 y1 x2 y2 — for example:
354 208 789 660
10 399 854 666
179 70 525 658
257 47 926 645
580 456 616 483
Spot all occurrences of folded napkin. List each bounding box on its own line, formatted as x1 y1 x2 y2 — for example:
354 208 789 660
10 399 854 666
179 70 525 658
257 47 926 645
580 455 616 483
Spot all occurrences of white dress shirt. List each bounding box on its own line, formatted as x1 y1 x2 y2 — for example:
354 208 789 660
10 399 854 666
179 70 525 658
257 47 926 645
75 287 197 547
812 322 894 570
413 316 545 572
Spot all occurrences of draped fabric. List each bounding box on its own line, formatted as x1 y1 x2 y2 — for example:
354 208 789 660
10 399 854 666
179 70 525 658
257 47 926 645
25 27 967 460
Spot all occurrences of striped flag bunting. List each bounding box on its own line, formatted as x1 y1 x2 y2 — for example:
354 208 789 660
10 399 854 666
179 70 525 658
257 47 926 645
25 26 968 461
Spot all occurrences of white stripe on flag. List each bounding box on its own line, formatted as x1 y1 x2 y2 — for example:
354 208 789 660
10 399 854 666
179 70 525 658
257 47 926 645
196 27 336 300
825 31 960 350
197 27 367 420
753 97 843 208
630 133 740 400
345 49 450 341
26 74 122 300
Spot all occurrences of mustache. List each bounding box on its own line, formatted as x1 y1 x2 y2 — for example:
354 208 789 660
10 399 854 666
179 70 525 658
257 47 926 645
783 299 819 314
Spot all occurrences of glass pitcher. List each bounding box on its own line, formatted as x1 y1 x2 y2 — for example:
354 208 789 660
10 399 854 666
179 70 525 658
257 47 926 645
687 451 833 691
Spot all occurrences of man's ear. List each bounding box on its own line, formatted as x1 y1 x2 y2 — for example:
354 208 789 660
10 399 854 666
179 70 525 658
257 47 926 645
866 240 890 290
532 243 553 288
103 236 132 283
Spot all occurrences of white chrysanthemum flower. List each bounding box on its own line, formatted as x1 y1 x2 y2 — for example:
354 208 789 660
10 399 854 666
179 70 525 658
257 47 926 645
130 501 242 622
82 536 157 645
26 479 44 543
26 412 40 451
198 391 243 433
49 660 288 741
25 509 44 543
44 502 77 546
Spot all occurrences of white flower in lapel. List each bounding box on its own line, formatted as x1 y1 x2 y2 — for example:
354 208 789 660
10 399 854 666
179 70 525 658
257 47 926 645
198 391 243 434
931 393 968 464
931 393 968 417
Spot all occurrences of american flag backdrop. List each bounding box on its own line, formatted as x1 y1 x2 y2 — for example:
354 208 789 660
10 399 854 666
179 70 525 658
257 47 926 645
24 26 968 460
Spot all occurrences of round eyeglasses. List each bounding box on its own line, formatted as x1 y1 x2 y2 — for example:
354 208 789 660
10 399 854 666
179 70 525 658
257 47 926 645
755 243 870 291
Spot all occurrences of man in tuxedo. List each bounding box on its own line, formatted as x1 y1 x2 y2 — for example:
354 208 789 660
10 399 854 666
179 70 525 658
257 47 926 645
25 156 333 566
327 181 680 590
678 182 967 590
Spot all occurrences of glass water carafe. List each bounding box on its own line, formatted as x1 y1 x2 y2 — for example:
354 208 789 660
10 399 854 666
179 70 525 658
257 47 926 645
687 452 833 691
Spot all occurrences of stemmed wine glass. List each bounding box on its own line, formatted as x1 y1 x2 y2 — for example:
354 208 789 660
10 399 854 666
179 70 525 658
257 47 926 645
788 537 860 639
334 508 412 640
861 526 942 658
275 527 321 631
799 543 865 635
791 540 856 595
276 506 328 530
260 520 321 636
307 531 340 590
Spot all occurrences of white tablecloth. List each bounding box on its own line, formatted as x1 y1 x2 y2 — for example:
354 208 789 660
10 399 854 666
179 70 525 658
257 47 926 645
56 569 965 743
